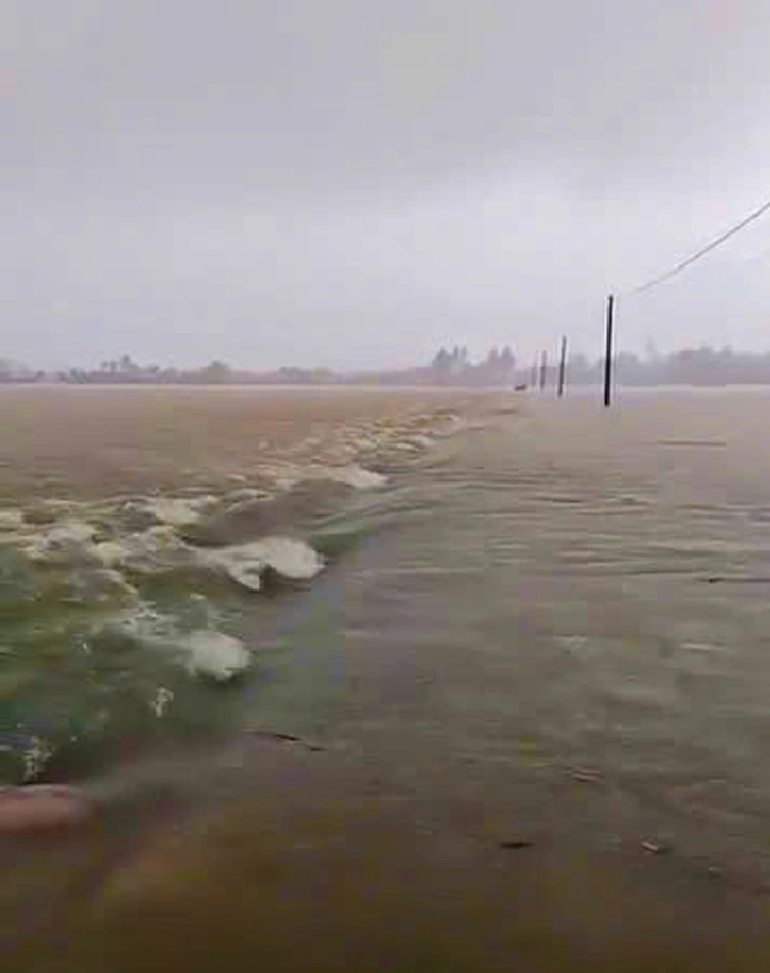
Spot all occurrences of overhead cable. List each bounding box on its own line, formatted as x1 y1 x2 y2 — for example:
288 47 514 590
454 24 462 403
625 193 770 296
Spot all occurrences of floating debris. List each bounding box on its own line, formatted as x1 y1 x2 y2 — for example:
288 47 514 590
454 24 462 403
641 839 670 855
498 839 535 851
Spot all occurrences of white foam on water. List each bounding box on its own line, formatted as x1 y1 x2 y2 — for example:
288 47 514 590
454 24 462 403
21 520 99 563
46 521 98 546
150 686 175 718
263 461 388 493
332 465 388 490
225 487 275 505
408 434 435 449
22 737 54 783
68 567 139 604
26 518 326 597
91 540 130 567
92 526 192 571
104 601 179 645
97 568 140 599
207 537 326 592
216 558 263 591
427 413 462 437
257 537 326 579
348 435 379 452
145 496 216 527
183 631 251 682
0 509 24 532
101 601 248 683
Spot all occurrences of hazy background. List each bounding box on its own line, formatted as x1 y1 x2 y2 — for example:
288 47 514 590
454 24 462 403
4 0 770 370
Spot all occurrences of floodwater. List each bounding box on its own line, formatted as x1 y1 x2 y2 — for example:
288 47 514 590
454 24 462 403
4 386 770 970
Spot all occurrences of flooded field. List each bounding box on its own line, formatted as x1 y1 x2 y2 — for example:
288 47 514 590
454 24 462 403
4 385 770 969
0 386 484 784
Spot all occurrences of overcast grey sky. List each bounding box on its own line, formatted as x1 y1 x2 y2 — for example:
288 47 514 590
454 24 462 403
4 0 770 369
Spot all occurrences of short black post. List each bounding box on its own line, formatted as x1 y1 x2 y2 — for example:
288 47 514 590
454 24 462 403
539 350 548 391
604 294 615 408
557 335 568 398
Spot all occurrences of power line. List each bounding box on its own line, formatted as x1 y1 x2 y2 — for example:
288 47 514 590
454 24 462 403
626 193 770 296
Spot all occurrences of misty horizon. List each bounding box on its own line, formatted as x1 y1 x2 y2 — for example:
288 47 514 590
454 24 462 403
7 341 770 389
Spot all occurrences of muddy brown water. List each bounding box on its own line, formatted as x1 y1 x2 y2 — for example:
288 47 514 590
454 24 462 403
4 386 770 969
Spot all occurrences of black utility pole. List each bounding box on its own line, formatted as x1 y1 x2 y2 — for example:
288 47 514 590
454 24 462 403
604 294 615 408
539 350 548 391
557 335 568 398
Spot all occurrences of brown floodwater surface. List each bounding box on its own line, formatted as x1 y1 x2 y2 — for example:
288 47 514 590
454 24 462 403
0 385 478 499
4 386 770 969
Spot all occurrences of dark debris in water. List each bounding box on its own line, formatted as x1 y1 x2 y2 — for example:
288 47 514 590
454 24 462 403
498 839 536 851
702 575 770 585
247 730 325 752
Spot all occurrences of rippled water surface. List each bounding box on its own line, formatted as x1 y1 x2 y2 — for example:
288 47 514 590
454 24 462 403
0 386 477 782
5 386 770 969
287 389 770 874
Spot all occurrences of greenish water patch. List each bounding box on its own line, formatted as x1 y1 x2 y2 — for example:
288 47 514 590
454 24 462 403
0 589 251 784
0 496 378 786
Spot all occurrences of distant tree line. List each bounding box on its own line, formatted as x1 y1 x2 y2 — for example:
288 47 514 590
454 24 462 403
428 345 517 385
561 346 770 387
0 347 520 387
7 344 770 387
0 356 339 387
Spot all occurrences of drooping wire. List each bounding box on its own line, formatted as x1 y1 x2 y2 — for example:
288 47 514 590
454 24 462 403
625 193 770 296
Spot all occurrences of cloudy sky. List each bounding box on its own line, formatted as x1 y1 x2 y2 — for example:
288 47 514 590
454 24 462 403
4 0 770 370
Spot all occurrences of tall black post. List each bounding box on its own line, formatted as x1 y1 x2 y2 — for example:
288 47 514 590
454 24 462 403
539 350 548 391
557 335 568 398
604 294 615 408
